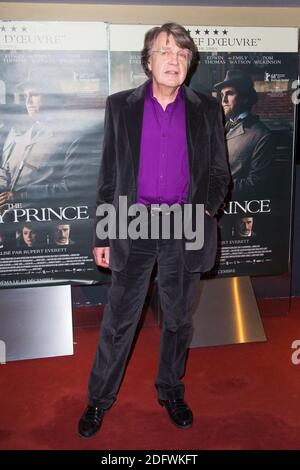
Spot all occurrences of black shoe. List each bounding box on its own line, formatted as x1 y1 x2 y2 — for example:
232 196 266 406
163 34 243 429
78 405 104 439
158 398 193 429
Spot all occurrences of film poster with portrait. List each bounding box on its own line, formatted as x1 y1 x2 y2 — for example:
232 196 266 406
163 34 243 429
0 21 110 287
109 24 299 278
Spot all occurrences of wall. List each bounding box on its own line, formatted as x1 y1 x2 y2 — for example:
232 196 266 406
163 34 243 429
1 1 299 302
0 2 299 27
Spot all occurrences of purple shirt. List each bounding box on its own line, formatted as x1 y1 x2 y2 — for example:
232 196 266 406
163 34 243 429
137 82 189 205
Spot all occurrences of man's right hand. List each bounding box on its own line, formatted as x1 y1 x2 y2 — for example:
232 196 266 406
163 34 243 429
0 191 13 211
93 247 110 269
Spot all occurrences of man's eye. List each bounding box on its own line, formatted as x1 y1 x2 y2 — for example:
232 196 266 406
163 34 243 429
178 52 188 59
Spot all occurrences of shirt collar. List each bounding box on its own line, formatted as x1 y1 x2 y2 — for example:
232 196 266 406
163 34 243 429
230 111 249 122
147 80 183 107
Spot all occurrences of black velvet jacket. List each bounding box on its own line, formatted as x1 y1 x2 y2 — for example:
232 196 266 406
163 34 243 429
95 80 230 272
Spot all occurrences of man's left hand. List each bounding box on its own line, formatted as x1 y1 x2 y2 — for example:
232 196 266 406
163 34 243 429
0 191 13 211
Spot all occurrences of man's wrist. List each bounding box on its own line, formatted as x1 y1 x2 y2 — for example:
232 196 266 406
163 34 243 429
13 191 27 201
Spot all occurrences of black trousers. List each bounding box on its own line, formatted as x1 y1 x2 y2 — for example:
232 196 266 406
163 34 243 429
88 232 200 409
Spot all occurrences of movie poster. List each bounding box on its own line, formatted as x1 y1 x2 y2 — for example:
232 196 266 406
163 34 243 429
110 24 154 93
110 24 299 278
0 23 298 287
0 21 110 287
189 26 299 277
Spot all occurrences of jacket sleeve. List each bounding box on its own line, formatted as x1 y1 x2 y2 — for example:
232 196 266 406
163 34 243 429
233 132 273 196
206 102 231 216
94 97 117 247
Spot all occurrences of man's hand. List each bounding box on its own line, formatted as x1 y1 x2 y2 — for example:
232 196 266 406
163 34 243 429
0 191 13 211
93 247 110 269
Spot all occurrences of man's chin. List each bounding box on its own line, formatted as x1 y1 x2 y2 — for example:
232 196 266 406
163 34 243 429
225 111 235 120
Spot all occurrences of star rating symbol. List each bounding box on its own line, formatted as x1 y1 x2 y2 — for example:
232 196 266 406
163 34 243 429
0 24 29 33
186 27 229 36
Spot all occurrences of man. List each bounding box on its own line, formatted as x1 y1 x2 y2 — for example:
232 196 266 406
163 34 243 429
214 70 273 199
0 107 8 152
0 68 76 210
53 223 74 246
0 231 7 249
78 23 230 439
0 103 10 201
234 216 256 238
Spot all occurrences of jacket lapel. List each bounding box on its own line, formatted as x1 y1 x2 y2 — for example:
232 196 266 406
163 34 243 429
123 80 149 183
183 85 204 200
183 84 204 170
123 81 204 188
226 122 245 140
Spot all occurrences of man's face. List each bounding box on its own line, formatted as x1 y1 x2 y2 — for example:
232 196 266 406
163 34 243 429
220 86 239 118
54 225 70 245
22 227 37 247
238 217 253 237
24 87 42 116
148 32 190 91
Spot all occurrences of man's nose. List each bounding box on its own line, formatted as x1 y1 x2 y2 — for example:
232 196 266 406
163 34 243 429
222 94 228 103
169 51 179 64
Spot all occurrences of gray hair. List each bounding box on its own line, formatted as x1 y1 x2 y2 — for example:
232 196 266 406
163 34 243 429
141 23 197 78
